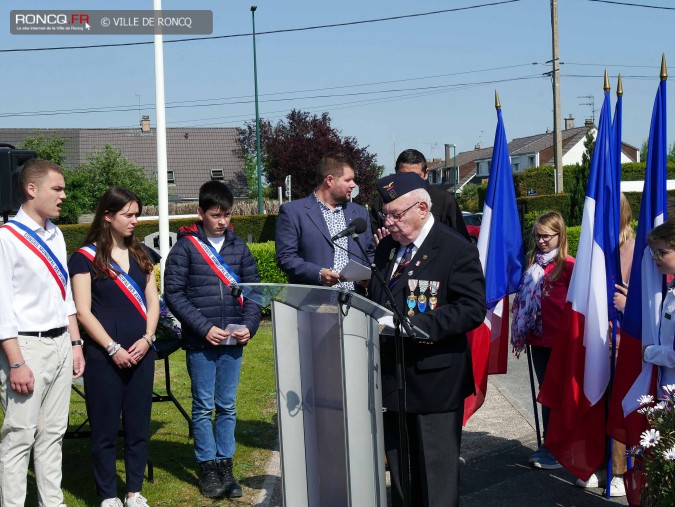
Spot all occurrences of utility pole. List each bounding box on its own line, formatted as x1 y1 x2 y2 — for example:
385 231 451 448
551 0 563 193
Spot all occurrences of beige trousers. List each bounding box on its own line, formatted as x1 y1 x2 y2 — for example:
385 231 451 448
0 333 72 507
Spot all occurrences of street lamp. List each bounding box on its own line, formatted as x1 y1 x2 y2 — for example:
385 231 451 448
251 6 263 214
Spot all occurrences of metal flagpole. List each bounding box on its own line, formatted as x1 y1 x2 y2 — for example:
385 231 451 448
153 0 170 291
526 345 542 449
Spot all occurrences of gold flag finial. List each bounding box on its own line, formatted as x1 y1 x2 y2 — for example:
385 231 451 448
495 90 501 110
603 69 610 92
661 53 668 81
617 74 623 97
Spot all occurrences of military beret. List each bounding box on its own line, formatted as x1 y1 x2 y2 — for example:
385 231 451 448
376 172 426 203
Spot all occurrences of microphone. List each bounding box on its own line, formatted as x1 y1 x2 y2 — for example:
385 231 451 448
331 217 367 241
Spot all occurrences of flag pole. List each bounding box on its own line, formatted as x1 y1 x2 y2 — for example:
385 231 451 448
526 345 542 449
602 69 617 499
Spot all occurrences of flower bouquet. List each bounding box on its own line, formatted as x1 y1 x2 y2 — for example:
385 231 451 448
156 295 181 342
628 386 675 506
154 296 182 359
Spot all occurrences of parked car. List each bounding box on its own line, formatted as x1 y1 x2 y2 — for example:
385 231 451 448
462 213 481 243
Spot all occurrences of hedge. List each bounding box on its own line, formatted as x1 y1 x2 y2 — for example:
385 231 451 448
516 193 571 224
620 162 675 181
59 214 278 254
152 241 285 317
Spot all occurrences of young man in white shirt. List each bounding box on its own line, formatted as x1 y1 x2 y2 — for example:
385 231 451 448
0 159 86 507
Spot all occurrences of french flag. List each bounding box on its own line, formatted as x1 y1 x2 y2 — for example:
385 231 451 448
538 84 620 481
608 68 666 446
464 93 523 424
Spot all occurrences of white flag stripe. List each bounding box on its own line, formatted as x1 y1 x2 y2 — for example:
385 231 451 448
622 240 664 416
566 197 610 405
476 205 492 276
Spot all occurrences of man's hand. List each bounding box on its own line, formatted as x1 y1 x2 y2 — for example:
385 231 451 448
231 327 251 346
320 268 341 287
205 326 230 346
374 227 389 246
10 363 35 395
72 345 85 379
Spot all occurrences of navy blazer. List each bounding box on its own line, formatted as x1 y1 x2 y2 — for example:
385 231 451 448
370 220 486 413
275 194 376 285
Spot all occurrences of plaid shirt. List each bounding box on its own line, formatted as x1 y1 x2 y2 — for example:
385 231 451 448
315 193 355 291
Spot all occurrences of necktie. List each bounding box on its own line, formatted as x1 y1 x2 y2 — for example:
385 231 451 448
389 243 414 289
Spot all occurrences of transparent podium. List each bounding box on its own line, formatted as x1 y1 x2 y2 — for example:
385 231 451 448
237 284 391 507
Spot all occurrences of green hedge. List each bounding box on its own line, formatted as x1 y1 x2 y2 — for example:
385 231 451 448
516 193 571 224
624 190 675 218
247 241 287 285
620 162 675 181
59 215 278 254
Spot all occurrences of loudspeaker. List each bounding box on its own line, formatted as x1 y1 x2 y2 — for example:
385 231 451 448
0 145 37 214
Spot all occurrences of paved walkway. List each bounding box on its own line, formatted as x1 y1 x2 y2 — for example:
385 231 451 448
251 352 629 506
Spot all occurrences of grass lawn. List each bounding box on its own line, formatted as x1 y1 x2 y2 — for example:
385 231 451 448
0 323 278 506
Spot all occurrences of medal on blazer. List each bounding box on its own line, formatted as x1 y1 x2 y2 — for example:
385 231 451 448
429 281 439 310
407 279 418 316
417 280 429 312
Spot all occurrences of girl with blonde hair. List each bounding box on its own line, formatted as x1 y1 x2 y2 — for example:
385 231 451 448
511 211 575 470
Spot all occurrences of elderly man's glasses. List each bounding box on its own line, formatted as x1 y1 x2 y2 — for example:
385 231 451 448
377 202 420 222
650 247 673 260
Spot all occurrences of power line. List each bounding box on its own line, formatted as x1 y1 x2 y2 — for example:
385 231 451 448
0 0 521 53
0 70 545 119
587 0 675 10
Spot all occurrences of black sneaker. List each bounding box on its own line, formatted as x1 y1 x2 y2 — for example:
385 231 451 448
198 460 224 498
218 458 243 498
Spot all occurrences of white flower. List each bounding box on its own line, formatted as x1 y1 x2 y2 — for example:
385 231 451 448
664 445 675 461
653 401 667 411
640 429 660 448
638 394 654 406
638 407 649 415
663 384 675 395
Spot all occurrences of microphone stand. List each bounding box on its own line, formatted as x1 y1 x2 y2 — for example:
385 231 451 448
348 233 414 507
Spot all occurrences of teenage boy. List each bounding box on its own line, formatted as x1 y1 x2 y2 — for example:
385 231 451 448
0 159 86 507
164 181 261 499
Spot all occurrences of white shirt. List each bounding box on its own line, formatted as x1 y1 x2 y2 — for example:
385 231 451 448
0 207 76 340
207 235 225 251
390 215 435 277
645 284 675 389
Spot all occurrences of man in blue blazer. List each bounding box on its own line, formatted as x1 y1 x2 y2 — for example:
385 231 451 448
275 153 375 291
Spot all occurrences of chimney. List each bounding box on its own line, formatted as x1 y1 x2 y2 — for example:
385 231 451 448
474 143 481 151
141 115 151 133
445 144 451 167
564 114 575 130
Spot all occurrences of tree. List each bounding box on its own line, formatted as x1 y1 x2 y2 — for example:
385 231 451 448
568 128 596 226
456 183 480 212
58 145 158 223
243 152 275 199
640 139 648 162
581 128 595 167
18 134 67 166
239 110 380 205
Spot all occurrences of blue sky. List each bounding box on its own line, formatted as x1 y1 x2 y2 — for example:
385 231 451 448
1 0 673 175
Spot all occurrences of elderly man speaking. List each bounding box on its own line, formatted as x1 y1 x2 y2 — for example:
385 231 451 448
369 172 486 507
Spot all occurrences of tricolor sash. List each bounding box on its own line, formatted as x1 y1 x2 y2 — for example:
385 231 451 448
186 235 244 307
2 220 67 300
77 244 147 320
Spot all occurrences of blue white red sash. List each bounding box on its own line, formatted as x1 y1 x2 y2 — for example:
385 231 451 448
186 235 244 307
77 244 148 320
2 220 67 300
